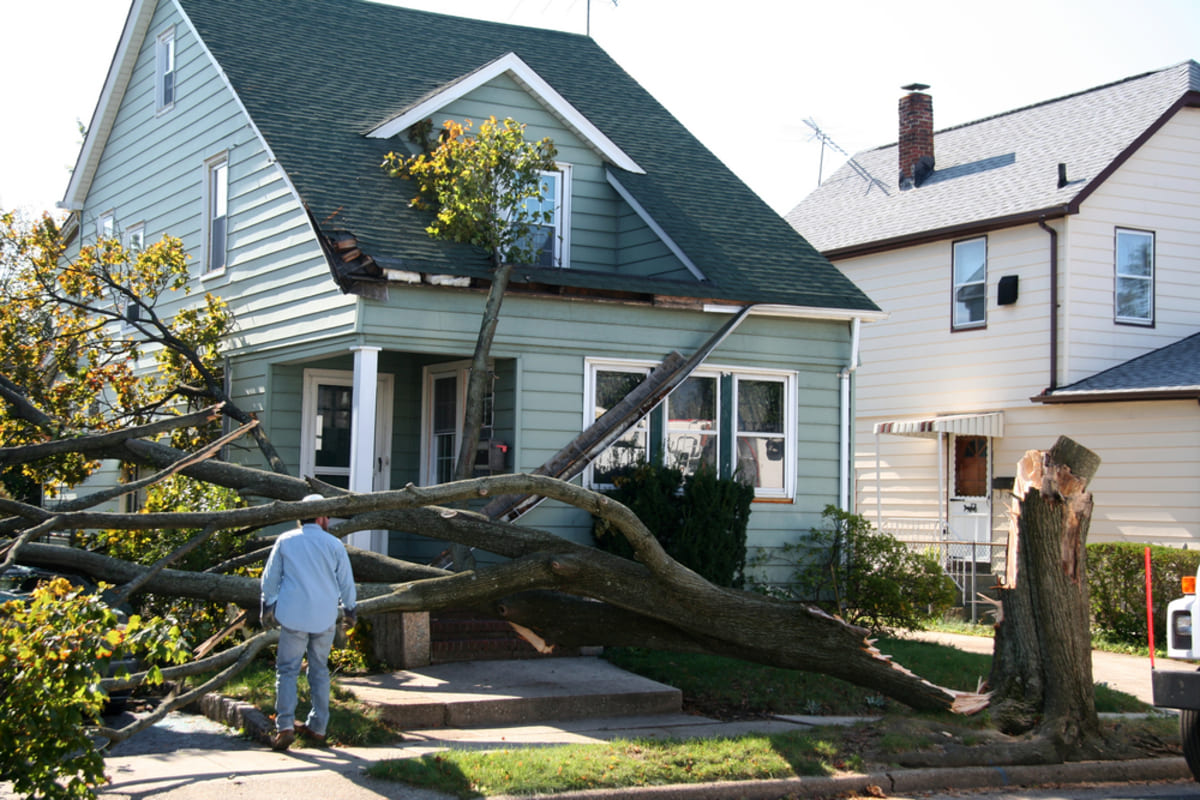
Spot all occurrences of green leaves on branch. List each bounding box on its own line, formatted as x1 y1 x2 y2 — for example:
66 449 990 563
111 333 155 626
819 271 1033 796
0 578 186 800
382 116 558 266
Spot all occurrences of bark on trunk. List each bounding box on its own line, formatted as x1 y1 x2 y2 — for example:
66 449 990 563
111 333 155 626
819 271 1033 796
990 437 1102 752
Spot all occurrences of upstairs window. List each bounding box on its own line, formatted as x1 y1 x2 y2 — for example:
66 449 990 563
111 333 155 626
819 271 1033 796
125 223 145 253
1115 228 1154 326
516 166 570 267
204 154 228 274
952 236 987 330
98 211 115 241
155 28 177 112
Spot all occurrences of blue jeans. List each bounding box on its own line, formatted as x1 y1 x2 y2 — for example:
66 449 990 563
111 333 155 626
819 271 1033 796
275 623 336 735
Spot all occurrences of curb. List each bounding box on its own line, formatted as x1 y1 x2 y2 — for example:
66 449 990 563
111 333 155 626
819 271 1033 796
197 693 273 745
489 757 1192 799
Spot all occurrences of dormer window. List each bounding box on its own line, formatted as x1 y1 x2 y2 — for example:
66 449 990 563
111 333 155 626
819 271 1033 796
518 166 570 267
155 28 177 112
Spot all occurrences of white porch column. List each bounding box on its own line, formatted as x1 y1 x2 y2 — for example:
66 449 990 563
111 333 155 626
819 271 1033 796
348 346 384 553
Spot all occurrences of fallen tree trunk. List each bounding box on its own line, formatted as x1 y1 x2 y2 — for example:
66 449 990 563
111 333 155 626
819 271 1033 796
12 474 982 714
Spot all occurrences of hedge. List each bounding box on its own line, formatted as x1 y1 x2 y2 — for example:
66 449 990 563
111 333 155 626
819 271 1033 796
1089 542 1200 648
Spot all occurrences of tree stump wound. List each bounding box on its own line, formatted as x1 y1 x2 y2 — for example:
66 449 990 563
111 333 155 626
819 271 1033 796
990 436 1103 756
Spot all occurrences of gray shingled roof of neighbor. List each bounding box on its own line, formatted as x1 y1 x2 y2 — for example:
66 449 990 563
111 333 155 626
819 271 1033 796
1043 332 1200 399
176 0 879 313
786 61 1200 256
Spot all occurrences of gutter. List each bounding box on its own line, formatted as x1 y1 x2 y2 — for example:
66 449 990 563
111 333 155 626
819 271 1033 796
839 317 863 511
1038 218 1059 392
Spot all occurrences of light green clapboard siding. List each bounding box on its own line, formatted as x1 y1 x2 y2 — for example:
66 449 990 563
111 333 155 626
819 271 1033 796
432 73 693 280
75 0 854 563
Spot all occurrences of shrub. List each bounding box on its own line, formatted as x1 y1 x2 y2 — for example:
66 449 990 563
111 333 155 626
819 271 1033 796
770 505 957 633
1088 542 1200 648
592 464 753 588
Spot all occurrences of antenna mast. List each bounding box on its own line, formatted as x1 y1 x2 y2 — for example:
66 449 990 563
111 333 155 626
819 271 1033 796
803 118 889 195
587 0 618 37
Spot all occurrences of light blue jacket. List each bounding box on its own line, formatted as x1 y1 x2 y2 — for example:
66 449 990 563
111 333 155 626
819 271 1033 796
261 522 356 633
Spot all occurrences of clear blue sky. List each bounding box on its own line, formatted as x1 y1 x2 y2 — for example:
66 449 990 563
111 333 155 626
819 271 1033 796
3 0 1198 217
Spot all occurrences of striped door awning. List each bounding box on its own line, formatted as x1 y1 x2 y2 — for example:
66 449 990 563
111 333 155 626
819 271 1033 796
873 412 1004 439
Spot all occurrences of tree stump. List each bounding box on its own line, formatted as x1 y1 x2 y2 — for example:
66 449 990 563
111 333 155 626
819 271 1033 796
990 437 1102 754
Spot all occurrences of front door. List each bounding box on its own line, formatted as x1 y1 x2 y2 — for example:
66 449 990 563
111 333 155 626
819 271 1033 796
300 369 394 493
948 434 991 562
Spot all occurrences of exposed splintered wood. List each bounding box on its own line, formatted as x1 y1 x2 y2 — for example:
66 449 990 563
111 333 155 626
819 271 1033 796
991 436 1103 755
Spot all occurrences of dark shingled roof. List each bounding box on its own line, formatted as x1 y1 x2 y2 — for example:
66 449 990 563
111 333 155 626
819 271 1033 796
786 61 1200 256
1045 332 1200 399
176 0 878 312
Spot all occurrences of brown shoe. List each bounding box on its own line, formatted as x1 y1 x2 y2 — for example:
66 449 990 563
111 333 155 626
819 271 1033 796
270 729 295 751
293 722 327 746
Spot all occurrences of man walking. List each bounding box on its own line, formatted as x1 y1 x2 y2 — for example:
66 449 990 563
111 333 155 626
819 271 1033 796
261 494 357 751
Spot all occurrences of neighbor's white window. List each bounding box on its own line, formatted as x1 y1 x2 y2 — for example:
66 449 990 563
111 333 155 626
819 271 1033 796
155 28 177 112
1115 228 1154 325
517 166 570 267
204 154 228 274
952 236 987 330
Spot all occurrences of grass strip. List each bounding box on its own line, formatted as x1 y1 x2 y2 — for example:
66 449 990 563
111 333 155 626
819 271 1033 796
366 730 862 799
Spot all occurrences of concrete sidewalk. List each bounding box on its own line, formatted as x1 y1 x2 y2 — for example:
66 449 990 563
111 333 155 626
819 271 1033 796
5 634 1192 800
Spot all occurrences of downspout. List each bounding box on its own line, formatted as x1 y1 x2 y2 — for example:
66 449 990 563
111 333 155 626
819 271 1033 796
839 317 863 510
1038 218 1059 392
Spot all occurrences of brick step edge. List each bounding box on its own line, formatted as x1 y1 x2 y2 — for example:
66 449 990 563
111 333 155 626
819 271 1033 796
197 692 272 744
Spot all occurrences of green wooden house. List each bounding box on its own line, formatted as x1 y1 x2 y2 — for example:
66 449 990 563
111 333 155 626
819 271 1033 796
61 0 881 570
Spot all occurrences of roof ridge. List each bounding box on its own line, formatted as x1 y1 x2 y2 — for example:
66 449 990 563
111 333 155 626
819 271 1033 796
866 60 1198 154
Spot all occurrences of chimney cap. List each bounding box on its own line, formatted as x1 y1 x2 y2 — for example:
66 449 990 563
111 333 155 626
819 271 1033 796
901 83 931 93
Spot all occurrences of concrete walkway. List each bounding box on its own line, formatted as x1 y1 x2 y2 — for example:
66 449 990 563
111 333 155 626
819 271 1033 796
3 633 1192 800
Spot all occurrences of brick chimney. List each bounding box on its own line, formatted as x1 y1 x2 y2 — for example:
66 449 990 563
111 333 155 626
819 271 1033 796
898 83 934 187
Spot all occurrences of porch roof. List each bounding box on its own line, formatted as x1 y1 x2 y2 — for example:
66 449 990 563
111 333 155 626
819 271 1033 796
873 412 1004 439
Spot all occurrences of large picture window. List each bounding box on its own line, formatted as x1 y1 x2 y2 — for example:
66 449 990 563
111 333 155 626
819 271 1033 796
587 361 795 498
952 236 987 330
1115 228 1154 325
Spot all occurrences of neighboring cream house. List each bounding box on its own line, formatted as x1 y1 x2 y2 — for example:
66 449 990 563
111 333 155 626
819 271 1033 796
787 62 1200 556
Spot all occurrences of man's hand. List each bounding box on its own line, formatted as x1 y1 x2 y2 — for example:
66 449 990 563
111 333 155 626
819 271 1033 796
261 602 278 629
343 608 357 629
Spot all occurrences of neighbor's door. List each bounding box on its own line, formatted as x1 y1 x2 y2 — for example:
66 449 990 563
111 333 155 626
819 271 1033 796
947 434 991 561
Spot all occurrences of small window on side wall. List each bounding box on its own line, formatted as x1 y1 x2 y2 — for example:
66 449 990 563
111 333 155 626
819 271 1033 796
204 154 229 274
1115 228 1154 326
952 236 987 330
155 28 176 112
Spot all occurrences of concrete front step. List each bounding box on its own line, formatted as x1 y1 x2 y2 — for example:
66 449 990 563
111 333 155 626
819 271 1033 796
337 656 682 729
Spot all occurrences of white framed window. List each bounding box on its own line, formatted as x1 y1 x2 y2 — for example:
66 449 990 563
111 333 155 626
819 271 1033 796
586 362 653 486
952 236 987 330
125 223 145 253
155 27 177 112
585 360 796 498
203 153 229 275
1115 227 1154 326
517 165 570 267
419 361 497 484
98 211 115 241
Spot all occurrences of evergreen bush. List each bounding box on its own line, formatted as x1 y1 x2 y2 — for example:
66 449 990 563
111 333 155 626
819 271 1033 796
592 464 753 588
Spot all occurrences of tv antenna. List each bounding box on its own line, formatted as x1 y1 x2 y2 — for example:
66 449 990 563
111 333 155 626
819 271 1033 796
803 118 889 195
